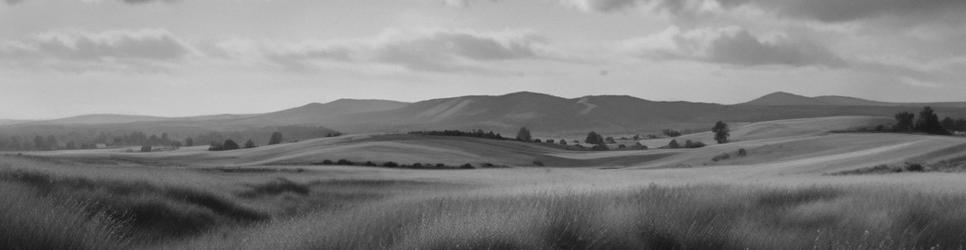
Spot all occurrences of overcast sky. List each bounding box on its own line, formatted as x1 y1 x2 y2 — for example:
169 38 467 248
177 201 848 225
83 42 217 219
2 0 965 119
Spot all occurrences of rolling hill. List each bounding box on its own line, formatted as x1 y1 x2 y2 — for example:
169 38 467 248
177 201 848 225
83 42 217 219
3 91 966 146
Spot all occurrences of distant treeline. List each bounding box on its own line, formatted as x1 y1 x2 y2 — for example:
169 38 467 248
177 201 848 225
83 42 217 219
409 130 507 140
0 126 340 151
310 158 509 169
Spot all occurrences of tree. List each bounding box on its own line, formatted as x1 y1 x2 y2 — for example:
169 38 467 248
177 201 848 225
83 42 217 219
585 131 604 145
244 139 257 149
558 139 568 145
914 107 950 135
712 121 730 144
942 117 956 131
222 139 240 150
515 126 532 142
893 112 915 132
184 137 194 147
140 145 153 152
956 119 966 132
45 135 57 150
662 129 682 137
668 139 680 149
33 135 46 150
605 137 617 144
268 132 284 145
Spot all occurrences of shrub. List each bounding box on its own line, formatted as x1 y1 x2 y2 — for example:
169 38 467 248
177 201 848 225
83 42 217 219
737 148 748 157
321 160 334 165
383 162 399 167
140 145 152 152
904 162 924 172
336 159 354 166
460 164 474 169
533 160 544 166
668 139 681 149
662 129 682 137
684 140 706 148
712 153 731 162
364 161 377 167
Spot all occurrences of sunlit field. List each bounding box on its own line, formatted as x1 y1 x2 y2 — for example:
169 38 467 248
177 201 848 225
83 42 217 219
4 153 966 250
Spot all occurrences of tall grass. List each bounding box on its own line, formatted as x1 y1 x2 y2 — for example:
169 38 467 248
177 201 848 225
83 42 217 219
192 185 966 250
4 160 966 249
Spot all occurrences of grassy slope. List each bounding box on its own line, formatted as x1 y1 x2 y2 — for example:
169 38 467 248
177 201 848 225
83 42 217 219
7 116 966 249
27 133 674 167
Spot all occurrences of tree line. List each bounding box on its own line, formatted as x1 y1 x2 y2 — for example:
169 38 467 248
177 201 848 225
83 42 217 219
891 106 963 135
0 126 340 151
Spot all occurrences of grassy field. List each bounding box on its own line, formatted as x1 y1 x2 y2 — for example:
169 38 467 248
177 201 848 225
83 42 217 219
4 154 966 249
5 117 966 249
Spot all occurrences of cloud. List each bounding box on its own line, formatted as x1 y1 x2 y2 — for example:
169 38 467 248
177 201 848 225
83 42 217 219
553 0 966 24
624 26 843 67
1 29 190 61
4 0 177 5
0 29 192 72
218 29 551 74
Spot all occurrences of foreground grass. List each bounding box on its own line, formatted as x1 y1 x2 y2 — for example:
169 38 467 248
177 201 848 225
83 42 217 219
3 159 966 249
185 185 965 250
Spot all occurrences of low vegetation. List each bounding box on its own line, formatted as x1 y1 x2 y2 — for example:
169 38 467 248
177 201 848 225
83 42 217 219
310 159 509 169
835 160 966 175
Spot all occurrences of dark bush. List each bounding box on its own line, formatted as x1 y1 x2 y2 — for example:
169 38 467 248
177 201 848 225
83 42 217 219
460 163 474 169
533 160 544 166
904 163 925 172
321 160 334 165
737 148 748 157
364 161 377 166
383 162 399 167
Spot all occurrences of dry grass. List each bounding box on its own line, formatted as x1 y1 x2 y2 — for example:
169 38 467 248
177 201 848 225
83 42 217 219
178 185 966 250
5 154 966 249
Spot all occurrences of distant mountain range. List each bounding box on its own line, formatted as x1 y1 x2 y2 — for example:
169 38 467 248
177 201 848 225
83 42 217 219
742 91 966 108
3 91 966 138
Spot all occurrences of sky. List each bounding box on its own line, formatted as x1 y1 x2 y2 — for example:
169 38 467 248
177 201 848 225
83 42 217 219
1 0 965 119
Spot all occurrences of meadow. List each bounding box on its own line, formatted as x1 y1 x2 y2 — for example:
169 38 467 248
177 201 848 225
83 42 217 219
4 117 966 249
4 153 966 250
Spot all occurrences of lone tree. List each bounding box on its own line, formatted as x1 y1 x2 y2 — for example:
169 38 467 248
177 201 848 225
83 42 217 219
244 139 257 149
515 126 532 142
268 132 284 145
585 131 605 145
893 112 915 132
712 121 730 144
222 139 240 151
915 107 950 135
